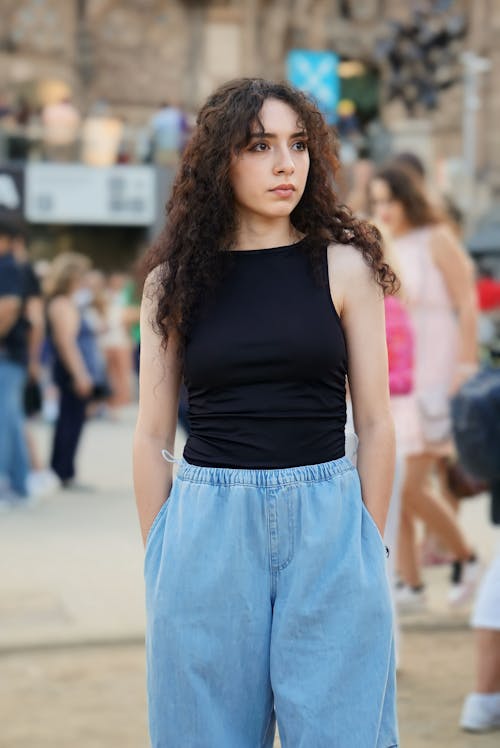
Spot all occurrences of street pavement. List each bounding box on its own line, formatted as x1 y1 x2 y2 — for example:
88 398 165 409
1 406 499 746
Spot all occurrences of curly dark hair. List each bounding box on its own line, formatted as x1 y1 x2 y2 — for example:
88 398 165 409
144 78 398 355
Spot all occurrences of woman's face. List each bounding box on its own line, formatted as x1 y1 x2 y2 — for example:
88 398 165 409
229 98 310 224
369 178 407 234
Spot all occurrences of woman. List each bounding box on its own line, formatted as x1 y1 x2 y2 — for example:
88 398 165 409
45 253 101 487
461 538 500 732
101 272 133 410
134 78 399 747
370 164 479 609
377 224 416 660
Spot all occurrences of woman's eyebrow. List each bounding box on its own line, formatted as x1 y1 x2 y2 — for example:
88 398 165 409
248 130 307 140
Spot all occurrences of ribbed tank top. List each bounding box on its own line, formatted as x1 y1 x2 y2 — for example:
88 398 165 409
183 236 347 469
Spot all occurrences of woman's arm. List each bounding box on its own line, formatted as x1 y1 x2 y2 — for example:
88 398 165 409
25 295 45 380
133 270 182 547
0 296 21 337
430 224 478 387
48 297 93 397
328 243 395 535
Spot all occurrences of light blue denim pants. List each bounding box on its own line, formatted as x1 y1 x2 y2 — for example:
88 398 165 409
144 456 399 747
0 360 30 497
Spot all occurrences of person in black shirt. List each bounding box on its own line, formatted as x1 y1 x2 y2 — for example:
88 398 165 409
12 227 58 498
0 219 31 503
134 79 400 747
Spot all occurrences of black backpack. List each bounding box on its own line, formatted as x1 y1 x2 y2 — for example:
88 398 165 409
451 367 500 524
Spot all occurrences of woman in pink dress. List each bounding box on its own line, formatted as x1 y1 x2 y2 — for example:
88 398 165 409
370 164 479 609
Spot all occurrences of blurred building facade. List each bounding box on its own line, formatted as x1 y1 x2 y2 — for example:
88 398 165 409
1 0 499 226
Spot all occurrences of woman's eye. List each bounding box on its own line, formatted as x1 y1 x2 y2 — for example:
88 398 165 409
292 141 308 151
250 142 269 152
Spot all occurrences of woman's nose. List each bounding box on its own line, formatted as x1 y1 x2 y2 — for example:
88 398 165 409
273 147 295 175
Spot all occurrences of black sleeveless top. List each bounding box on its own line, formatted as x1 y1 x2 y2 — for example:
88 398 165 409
183 237 347 469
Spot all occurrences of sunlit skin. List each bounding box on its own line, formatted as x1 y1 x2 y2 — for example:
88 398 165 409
229 98 310 250
369 178 412 237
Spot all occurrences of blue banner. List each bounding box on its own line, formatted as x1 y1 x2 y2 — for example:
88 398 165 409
287 50 340 124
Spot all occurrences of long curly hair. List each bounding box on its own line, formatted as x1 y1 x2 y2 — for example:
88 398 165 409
144 78 398 356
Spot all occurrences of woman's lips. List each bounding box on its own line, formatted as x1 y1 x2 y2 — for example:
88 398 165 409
271 185 295 198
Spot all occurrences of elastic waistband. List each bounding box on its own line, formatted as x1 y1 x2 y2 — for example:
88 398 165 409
176 455 354 488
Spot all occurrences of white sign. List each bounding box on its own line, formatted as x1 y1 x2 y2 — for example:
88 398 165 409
0 173 21 210
26 164 156 226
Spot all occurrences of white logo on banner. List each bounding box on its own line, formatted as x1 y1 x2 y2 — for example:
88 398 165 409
294 56 335 105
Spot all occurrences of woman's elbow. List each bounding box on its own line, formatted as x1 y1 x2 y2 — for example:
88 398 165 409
355 407 394 438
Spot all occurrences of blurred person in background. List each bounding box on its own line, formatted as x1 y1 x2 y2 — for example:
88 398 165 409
83 269 109 338
391 152 467 560
31 259 60 424
476 263 500 357
461 516 500 732
393 150 467 245
102 272 133 411
336 99 363 172
345 147 375 218
11 226 58 497
82 268 113 417
454 372 500 733
45 253 100 489
370 164 479 611
123 258 143 377
41 96 81 162
391 153 479 562
0 218 31 505
149 100 189 166
115 116 134 164
377 222 418 664
15 97 32 128
81 101 123 167
135 78 399 747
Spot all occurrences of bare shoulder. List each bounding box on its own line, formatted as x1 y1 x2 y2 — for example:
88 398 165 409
48 295 76 319
327 243 377 315
327 242 372 279
47 295 79 335
143 263 167 301
429 221 457 248
141 263 169 330
428 221 470 262
429 222 472 271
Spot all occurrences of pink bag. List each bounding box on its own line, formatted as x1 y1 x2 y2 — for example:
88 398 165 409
384 296 414 396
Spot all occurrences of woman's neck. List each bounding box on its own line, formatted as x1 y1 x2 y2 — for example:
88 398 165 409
232 217 302 251
389 218 419 239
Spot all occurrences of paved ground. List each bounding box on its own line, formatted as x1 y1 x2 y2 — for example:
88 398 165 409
2 628 498 748
0 407 499 746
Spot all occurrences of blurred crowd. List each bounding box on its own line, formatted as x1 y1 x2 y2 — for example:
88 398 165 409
346 150 500 734
0 218 142 502
0 92 193 166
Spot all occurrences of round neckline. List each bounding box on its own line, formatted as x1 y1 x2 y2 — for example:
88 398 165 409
227 235 308 255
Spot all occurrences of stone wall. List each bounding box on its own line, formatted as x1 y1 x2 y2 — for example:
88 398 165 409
1 0 499 206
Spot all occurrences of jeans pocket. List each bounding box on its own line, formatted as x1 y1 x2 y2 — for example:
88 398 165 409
145 493 172 550
361 500 386 553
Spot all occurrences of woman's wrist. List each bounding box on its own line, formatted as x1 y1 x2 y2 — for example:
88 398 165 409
72 367 91 382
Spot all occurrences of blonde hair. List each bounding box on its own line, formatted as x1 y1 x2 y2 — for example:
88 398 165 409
44 252 91 298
